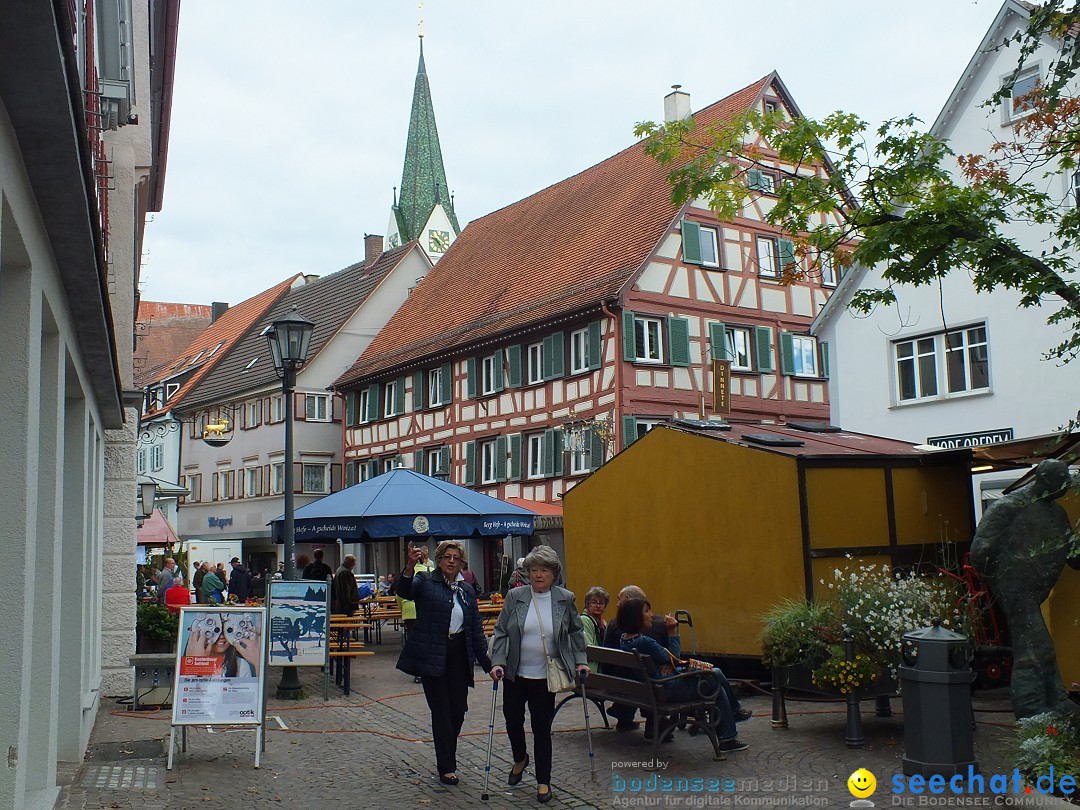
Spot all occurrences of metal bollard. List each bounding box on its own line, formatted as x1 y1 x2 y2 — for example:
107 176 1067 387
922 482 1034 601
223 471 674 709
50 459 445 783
899 619 978 776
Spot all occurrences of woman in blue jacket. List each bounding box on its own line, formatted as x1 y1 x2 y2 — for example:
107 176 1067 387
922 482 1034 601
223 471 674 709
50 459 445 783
396 540 497 787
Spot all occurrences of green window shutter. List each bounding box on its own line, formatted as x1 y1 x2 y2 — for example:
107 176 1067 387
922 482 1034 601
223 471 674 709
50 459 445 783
552 428 564 476
464 441 476 486
779 331 795 376
367 460 379 480
681 220 703 264
394 376 406 414
668 316 691 367
509 433 522 481
506 345 522 387
709 322 728 361
820 341 830 379
589 428 606 471
414 449 424 472
545 332 564 379
366 383 380 421
492 353 505 392
439 446 451 475
413 370 424 410
466 357 477 399
542 336 554 380
495 435 507 483
542 429 556 477
622 416 638 449
345 390 358 426
622 311 637 361
747 168 764 191
394 453 404 468
778 239 796 274
588 320 602 370
753 326 774 372
440 362 453 404
345 461 357 487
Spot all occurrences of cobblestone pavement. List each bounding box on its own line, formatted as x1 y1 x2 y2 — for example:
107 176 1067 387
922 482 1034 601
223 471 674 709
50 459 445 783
55 633 1071 810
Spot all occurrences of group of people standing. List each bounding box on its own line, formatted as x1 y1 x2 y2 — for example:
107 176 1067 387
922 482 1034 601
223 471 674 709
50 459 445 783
395 543 752 803
191 558 253 604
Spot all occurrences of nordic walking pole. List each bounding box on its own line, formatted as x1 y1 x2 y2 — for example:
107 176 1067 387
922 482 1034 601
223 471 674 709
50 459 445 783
579 668 596 780
481 677 499 801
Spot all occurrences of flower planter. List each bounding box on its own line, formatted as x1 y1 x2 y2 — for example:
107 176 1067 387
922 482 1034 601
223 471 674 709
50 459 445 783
771 663 898 748
135 634 177 655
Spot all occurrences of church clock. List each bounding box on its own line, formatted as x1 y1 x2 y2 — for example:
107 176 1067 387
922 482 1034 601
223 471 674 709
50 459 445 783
428 229 450 253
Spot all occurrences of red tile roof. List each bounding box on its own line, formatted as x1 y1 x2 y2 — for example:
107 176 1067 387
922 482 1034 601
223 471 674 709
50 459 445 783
134 301 213 387
338 76 772 386
141 275 299 418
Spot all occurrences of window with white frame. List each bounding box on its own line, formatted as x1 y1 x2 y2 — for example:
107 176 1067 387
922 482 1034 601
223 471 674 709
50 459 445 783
305 393 329 421
302 463 328 494
527 343 543 385
151 444 164 471
271 462 284 495
1072 171 1080 208
185 473 200 503
570 328 589 375
272 394 285 423
427 448 448 478
699 226 720 268
819 252 836 286
1009 69 1039 118
636 418 666 436
481 354 498 395
480 439 499 484
357 389 370 423
748 168 778 195
527 433 544 479
568 438 592 476
894 324 989 403
633 317 663 363
218 470 232 500
244 467 258 497
383 380 398 417
359 462 374 482
382 456 396 474
246 400 259 426
724 327 753 371
757 236 779 277
165 382 180 400
790 335 818 377
428 367 445 407
137 448 147 474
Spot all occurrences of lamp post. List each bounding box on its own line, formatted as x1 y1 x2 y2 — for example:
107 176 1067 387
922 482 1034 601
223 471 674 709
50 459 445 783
136 478 158 527
263 306 314 700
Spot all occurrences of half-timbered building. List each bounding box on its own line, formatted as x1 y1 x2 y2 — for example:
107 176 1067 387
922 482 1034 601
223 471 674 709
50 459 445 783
335 74 839 582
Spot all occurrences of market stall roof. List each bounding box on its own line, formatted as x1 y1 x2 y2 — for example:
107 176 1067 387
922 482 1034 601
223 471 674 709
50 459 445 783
971 431 1080 469
270 468 535 542
136 508 179 547
506 497 562 530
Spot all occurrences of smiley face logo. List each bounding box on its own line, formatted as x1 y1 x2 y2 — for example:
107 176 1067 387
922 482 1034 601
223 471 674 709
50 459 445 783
848 768 877 798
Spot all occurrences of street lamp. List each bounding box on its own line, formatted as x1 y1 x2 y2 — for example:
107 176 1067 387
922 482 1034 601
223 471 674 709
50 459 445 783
136 478 158 527
263 306 314 701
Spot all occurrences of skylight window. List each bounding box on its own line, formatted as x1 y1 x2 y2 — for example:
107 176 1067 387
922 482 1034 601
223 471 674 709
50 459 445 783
244 357 259 370
188 350 205 365
205 341 225 359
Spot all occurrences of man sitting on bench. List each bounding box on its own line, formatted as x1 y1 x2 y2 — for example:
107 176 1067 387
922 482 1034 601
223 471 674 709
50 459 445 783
617 597 749 753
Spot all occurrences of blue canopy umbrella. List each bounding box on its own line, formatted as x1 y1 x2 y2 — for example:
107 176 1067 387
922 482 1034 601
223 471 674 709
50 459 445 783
270 468 536 542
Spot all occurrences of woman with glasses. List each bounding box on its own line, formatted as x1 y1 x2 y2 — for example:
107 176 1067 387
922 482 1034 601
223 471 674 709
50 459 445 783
396 540 498 787
580 586 609 672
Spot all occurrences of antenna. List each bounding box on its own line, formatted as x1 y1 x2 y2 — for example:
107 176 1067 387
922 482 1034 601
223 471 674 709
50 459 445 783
418 1 424 39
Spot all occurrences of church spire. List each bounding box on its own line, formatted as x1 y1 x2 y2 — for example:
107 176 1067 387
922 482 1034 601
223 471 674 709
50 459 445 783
392 37 460 244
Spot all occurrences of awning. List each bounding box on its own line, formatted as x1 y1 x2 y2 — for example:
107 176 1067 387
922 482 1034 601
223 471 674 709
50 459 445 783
971 431 1080 469
137 507 180 547
505 497 563 530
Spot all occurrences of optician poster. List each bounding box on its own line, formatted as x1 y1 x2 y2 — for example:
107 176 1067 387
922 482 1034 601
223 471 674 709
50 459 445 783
267 580 329 667
171 606 266 726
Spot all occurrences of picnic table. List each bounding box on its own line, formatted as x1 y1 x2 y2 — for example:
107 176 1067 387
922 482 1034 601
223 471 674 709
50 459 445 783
477 600 504 636
326 613 374 697
360 601 402 644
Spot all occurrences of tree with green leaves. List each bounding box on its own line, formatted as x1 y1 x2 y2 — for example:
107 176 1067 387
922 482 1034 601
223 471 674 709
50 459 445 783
635 8 1080 362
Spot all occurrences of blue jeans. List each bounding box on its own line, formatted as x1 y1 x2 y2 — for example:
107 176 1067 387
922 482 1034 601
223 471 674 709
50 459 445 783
659 670 737 740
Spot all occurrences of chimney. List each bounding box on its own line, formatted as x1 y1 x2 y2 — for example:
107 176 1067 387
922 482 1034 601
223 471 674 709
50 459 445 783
210 302 229 323
365 233 384 267
664 84 691 123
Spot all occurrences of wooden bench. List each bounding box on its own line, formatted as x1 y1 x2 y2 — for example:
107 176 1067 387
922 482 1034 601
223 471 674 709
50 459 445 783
556 645 725 760
326 615 374 696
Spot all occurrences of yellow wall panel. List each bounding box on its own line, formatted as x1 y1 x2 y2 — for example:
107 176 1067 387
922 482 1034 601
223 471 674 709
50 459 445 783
892 466 974 546
809 554 893 602
804 467 889 549
563 428 805 657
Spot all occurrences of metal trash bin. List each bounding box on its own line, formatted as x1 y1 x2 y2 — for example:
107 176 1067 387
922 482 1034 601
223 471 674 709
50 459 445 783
899 620 977 776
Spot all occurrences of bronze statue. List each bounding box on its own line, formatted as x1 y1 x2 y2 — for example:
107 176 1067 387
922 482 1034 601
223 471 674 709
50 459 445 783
970 459 1079 719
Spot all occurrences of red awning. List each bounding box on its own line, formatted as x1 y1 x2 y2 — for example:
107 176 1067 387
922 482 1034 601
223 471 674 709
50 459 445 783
136 508 179 546
505 497 563 516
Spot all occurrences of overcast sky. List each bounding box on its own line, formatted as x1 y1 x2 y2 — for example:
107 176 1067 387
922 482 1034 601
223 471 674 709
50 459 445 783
141 0 1006 306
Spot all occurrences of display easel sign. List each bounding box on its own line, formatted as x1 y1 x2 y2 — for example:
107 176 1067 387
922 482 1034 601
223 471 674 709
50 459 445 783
168 606 267 769
267 579 329 667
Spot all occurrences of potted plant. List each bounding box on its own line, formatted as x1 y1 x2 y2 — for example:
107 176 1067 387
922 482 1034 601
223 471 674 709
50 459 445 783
1013 712 1080 804
136 602 179 654
763 562 962 742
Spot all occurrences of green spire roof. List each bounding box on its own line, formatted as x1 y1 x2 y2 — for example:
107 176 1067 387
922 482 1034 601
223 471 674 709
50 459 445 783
395 39 460 242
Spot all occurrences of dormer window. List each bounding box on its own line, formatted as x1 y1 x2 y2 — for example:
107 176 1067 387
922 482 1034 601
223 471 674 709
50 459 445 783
763 99 779 115
165 382 180 400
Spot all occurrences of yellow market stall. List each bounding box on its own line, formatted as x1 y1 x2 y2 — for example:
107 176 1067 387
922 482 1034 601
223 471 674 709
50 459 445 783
562 421 975 661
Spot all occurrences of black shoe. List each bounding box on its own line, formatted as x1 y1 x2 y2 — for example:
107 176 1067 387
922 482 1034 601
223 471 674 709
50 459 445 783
414 676 422 684
537 785 552 803
439 773 459 786
615 720 640 732
718 738 749 753
508 754 529 786
734 707 753 723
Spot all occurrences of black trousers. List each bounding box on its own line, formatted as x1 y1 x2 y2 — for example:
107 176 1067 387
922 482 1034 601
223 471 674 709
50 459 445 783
502 675 556 785
421 635 470 774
